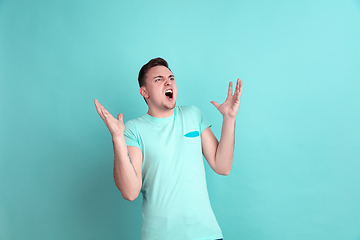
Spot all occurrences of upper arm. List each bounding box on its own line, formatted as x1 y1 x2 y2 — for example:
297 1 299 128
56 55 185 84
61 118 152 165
127 146 143 188
201 126 219 172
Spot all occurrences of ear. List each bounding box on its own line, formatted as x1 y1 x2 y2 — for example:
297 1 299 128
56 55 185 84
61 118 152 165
140 86 149 99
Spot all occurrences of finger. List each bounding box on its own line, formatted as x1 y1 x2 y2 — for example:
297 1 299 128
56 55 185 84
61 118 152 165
234 79 240 92
117 113 123 123
234 79 242 99
101 107 107 119
239 80 243 96
94 99 105 120
99 103 111 119
210 101 220 109
227 81 233 96
102 107 111 119
94 99 103 108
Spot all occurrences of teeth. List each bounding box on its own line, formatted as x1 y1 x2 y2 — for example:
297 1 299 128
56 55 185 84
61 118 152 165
165 89 172 93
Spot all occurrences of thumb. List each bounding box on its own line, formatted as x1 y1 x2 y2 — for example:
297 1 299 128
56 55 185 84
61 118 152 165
210 101 220 109
117 113 123 122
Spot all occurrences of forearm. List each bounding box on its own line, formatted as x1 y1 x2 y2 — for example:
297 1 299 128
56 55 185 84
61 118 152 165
214 116 236 175
112 135 141 201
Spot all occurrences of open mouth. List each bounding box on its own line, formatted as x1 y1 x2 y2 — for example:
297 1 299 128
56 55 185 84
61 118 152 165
165 89 173 100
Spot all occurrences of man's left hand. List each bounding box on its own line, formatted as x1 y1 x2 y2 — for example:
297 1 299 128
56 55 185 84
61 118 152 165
211 78 243 119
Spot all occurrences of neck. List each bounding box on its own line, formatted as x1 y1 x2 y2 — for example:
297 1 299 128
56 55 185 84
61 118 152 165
147 108 174 118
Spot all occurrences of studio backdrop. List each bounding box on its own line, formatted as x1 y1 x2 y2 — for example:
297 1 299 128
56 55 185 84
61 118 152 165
1 0 360 239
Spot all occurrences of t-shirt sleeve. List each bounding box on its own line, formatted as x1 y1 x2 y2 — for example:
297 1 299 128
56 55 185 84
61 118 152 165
191 106 211 134
123 120 142 151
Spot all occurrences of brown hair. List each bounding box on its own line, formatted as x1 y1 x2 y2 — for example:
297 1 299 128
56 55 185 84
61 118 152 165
138 57 170 87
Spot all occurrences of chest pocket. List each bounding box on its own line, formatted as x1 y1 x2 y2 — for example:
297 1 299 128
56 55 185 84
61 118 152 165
184 131 200 138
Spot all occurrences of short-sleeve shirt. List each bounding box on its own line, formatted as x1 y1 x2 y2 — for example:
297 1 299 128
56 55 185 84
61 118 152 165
124 105 223 240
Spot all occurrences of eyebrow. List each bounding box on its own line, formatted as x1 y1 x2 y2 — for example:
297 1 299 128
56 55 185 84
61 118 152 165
152 74 175 79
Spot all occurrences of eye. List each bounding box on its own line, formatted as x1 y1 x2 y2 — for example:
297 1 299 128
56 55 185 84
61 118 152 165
155 78 161 82
170 77 175 81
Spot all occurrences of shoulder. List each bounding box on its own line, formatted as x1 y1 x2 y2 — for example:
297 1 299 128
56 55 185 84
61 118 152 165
124 115 147 133
176 106 206 125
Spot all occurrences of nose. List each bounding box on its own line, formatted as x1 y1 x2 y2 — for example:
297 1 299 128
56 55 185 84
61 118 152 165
164 78 172 85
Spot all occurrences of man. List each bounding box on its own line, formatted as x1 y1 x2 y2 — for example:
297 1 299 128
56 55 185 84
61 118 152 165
94 57 242 240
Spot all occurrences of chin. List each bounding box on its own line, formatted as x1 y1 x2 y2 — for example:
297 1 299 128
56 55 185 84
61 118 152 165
163 101 176 110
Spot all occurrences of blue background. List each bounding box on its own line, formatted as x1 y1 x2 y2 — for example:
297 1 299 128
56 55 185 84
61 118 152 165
1 0 360 239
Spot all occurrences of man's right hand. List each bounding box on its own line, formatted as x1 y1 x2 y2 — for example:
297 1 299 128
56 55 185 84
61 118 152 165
94 99 142 201
94 99 124 138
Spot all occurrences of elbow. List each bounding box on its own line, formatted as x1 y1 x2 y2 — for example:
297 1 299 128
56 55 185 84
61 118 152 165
121 191 139 202
217 167 231 176
123 194 137 202
219 170 230 176
114 182 140 201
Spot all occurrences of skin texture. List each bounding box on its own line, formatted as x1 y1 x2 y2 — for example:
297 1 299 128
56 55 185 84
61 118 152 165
94 65 243 200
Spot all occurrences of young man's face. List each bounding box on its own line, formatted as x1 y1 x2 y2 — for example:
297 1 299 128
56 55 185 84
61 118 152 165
140 65 177 116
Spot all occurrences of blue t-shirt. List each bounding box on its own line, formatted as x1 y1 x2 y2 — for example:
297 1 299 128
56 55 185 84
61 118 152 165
124 106 223 240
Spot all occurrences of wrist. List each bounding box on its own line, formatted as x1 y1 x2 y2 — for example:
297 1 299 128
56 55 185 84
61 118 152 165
112 134 125 143
222 115 236 123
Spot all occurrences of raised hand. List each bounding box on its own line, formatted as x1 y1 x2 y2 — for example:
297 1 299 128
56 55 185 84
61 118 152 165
94 99 125 138
211 78 243 119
